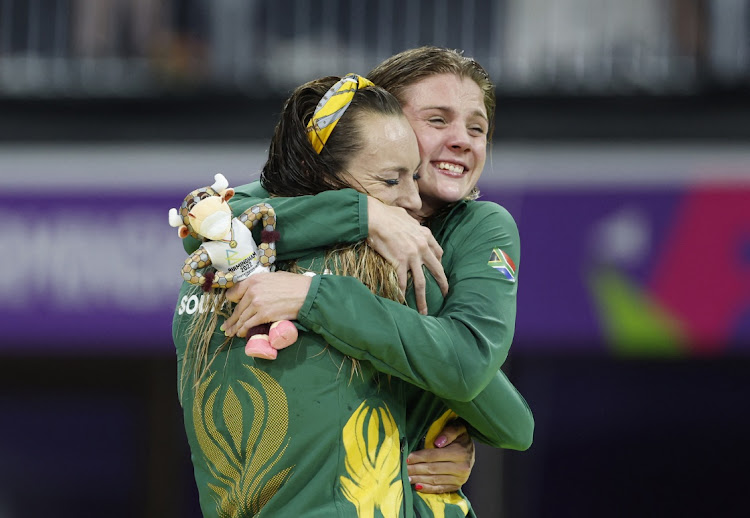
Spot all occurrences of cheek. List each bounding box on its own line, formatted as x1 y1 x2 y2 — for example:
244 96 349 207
474 145 487 170
413 127 438 156
366 184 393 205
416 165 435 189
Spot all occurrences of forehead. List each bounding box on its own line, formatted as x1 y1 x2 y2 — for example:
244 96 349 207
342 113 419 179
402 73 487 118
356 113 417 156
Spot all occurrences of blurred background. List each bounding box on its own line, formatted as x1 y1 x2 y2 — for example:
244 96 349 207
1 0 749 516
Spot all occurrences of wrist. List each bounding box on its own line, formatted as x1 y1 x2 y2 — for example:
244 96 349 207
366 196 384 239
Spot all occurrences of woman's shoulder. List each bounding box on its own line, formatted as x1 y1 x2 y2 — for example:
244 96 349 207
468 199 516 223
435 200 520 261
231 180 266 200
442 199 517 234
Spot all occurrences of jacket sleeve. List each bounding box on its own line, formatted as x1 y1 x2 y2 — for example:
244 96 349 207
444 368 534 450
182 181 368 257
297 203 520 402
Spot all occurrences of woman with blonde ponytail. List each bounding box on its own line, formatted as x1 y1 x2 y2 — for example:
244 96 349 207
174 74 450 517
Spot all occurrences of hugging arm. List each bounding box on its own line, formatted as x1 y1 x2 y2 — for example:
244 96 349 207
444 368 534 451
297 204 520 402
182 182 367 258
406 366 535 491
209 181 447 315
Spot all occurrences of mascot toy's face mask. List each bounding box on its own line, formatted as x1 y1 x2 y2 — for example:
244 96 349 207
189 196 232 241
168 173 235 241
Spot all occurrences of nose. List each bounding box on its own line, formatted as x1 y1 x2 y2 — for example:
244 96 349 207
398 177 422 213
446 123 471 151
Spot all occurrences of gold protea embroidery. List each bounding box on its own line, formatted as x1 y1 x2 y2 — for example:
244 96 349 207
340 401 403 518
417 410 470 517
193 365 294 516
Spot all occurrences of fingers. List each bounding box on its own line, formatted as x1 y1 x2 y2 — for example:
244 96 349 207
421 228 448 296
425 228 444 261
411 262 428 315
225 280 247 303
366 200 449 312
410 478 464 494
396 263 408 299
407 458 471 479
407 456 472 493
427 263 449 297
223 277 263 336
223 281 252 331
407 441 471 466
224 272 311 337
236 313 267 338
230 305 261 338
423 256 449 298
433 421 469 448
410 479 464 494
406 422 476 493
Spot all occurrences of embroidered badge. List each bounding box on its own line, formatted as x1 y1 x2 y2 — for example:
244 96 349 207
488 248 516 282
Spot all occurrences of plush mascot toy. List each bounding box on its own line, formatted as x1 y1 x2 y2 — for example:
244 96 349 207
169 173 298 359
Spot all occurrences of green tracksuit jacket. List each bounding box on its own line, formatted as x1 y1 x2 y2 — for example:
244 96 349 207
175 271 417 517
175 183 533 517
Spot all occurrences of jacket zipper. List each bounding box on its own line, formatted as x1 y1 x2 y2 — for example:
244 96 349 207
401 436 408 517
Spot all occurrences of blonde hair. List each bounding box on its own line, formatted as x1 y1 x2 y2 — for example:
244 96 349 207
288 242 404 382
291 243 403 302
177 287 233 402
178 241 403 400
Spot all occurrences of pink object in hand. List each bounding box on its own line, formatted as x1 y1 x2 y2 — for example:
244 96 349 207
244 320 298 360
244 335 278 359
268 320 298 350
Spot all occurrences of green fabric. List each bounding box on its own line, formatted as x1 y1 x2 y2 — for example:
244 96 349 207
295 200 533 518
174 182 415 517
174 278 414 518
173 182 533 517
182 182 368 258
299 201 520 400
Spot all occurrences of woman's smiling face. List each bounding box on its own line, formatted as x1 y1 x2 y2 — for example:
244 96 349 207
399 73 489 217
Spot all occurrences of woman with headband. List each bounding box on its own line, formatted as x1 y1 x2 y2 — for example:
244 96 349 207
215 47 534 517
174 74 521 517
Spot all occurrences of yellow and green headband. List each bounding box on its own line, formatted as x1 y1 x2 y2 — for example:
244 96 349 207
306 73 375 153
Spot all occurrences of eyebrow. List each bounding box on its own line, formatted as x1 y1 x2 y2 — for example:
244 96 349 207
420 105 489 123
380 160 422 175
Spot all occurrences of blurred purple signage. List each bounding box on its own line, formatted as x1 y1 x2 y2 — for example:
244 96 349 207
1 192 185 354
2 184 749 356
495 183 750 355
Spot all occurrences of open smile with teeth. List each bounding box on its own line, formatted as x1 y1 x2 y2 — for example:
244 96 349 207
436 162 466 175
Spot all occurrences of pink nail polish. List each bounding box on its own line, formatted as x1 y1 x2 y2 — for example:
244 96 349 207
435 436 447 448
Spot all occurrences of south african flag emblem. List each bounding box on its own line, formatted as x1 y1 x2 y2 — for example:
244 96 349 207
488 248 516 282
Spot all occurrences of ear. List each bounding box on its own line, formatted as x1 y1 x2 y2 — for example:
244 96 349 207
178 225 190 239
223 188 235 202
168 208 183 227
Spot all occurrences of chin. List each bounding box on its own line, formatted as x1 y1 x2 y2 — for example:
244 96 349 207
435 185 470 204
